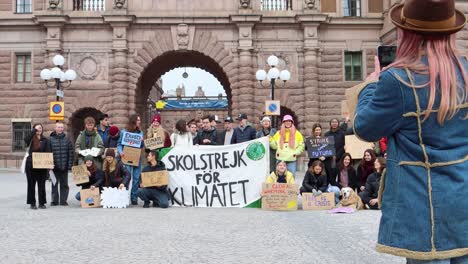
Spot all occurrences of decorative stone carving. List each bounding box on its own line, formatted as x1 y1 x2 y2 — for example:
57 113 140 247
240 0 251 9
114 0 126 9
176 24 189 50
71 53 108 81
304 0 318 10
49 0 60 9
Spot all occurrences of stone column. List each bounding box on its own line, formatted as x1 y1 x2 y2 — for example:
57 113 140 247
237 47 255 118
303 47 320 128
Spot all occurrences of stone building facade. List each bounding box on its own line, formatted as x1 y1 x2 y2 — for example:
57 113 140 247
0 0 467 159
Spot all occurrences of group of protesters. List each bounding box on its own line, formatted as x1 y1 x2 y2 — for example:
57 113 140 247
24 111 386 210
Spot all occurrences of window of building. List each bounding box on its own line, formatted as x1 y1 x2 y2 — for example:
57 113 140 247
345 51 362 81
12 122 31 151
16 54 31 83
343 0 361 17
16 0 32 13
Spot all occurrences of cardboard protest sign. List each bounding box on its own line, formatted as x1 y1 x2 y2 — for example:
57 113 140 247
345 135 374 159
80 188 101 208
32 153 54 169
141 170 169 187
261 183 298 211
302 192 335 210
341 100 349 118
72 164 89 185
121 146 141 166
305 136 335 158
144 137 164 150
121 131 143 148
161 137 270 208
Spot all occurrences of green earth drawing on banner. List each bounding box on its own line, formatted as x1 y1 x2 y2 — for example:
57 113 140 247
246 142 266 161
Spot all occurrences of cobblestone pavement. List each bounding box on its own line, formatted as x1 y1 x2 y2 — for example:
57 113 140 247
0 169 404 264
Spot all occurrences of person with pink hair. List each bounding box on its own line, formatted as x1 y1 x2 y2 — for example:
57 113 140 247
269 115 305 175
348 0 467 262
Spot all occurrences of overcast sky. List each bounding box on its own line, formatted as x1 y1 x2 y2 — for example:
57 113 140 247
161 67 226 96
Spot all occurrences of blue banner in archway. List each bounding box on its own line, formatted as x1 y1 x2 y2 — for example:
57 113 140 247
156 99 228 109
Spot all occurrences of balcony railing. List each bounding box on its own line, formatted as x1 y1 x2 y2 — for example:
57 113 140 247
73 0 105 11
260 0 293 11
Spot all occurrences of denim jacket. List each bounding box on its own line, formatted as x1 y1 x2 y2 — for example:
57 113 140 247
353 57 468 260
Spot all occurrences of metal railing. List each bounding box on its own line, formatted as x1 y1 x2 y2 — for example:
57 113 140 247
73 0 105 11
260 0 293 11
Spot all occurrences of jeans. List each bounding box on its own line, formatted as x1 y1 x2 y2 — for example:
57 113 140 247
125 164 141 203
327 185 341 205
407 255 468 264
137 188 169 208
285 161 297 176
51 169 69 204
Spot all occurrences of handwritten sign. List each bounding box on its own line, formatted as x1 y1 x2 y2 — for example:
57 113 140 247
261 183 298 211
121 146 141 166
72 165 89 185
302 192 335 210
305 136 335 158
32 153 54 169
341 100 349 118
345 135 373 159
121 131 143 148
141 170 169 187
144 136 164 150
80 188 101 208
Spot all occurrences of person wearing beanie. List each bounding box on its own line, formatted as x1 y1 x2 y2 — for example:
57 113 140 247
105 125 120 148
269 115 305 175
102 148 130 189
256 116 277 173
75 155 104 201
230 113 256 144
74 116 104 168
146 114 171 148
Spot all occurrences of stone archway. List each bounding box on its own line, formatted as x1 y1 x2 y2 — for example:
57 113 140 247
69 107 103 143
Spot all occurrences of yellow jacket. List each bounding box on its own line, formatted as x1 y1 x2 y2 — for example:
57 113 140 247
269 129 305 161
266 171 295 184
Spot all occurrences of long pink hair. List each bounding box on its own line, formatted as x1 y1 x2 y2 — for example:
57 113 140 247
385 29 468 124
279 123 296 149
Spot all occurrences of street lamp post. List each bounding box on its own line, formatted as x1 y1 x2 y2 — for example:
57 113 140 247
255 55 291 128
40 54 77 102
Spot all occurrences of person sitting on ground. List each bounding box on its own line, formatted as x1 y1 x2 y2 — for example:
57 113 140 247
230 113 256 144
300 160 338 200
332 152 359 191
137 150 169 208
357 149 376 193
359 157 386 210
193 115 218 145
102 149 130 189
75 155 104 201
170 119 193 147
265 160 295 184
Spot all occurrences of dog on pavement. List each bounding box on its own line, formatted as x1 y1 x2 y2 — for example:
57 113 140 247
337 187 364 210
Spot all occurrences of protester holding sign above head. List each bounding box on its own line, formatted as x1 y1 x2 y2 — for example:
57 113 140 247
230 113 256 144
118 114 144 205
256 116 277 173
105 125 120 149
49 122 74 206
193 115 218 145
146 114 171 148
266 160 295 184
75 116 104 168
102 149 130 189
97 113 110 146
24 123 50 209
75 155 104 201
269 115 305 175
137 150 169 208
170 119 193 147
357 149 376 193
307 123 326 168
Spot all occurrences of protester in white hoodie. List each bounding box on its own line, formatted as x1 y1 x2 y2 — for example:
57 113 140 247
170 119 193 147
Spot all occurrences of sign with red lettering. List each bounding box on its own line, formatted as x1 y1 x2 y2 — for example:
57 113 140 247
261 183 298 211
302 192 335 210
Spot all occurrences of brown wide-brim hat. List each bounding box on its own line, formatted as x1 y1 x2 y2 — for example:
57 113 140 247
390 0 466 35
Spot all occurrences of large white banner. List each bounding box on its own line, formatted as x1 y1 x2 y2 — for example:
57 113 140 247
161 137 269 207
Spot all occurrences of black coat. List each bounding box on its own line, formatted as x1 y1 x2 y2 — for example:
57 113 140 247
25 131 50 172
78 169 104 190
301 171 328 193
324 122 349 161
332 167 359 190
105 133 120 148
230 125 256 144
49 132 74 171
365 172 381 199
103 161 130 188
193 128 218 145
142 161 167 190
